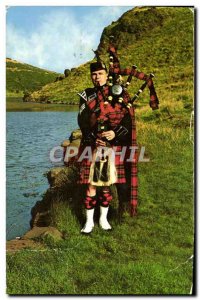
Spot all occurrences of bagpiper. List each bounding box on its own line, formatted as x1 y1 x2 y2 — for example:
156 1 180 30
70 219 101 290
77 39 159 233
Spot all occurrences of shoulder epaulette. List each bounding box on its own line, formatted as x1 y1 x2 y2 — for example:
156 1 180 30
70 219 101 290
78 88 97 103
77 90 87 101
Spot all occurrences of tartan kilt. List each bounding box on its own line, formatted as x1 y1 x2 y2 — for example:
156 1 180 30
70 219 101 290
77 145 127 185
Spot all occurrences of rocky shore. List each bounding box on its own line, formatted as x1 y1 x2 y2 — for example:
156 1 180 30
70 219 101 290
6 129 83 252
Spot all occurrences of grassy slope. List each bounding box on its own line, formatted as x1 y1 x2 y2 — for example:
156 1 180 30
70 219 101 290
6 97 78 112
6 125 194 295
6 7 194 295
6 58 61 97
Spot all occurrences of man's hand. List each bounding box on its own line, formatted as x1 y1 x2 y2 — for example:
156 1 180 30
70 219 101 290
96 139 106 147
101 130 115 141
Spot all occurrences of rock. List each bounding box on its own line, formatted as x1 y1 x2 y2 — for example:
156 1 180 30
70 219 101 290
55 75 65 82
41 229 63 242
46 167 61 187
31 163 80 229
64 69 70 78
46 166 78 187
6 227 63 252
61 130 82 165
69 139 81 148
70 129 82 141
61 139 70 147
6 239 45 252
30 193 52 228
22 226 63 241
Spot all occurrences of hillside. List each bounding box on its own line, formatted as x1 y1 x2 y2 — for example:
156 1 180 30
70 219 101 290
26 6 194 116
6 58 62 97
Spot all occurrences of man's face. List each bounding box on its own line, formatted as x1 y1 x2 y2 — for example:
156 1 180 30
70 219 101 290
91 69 107 87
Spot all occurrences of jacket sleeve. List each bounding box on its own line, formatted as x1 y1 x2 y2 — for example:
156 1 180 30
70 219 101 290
77 96 97 144
78 96 90 135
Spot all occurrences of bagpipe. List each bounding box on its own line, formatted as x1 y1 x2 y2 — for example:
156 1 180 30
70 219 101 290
94 35 159 111
89 37 159 201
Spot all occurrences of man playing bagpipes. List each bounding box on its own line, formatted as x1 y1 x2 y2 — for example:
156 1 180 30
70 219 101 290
77 39 159 234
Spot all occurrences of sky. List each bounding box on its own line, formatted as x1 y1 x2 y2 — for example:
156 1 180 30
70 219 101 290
6 6 133 73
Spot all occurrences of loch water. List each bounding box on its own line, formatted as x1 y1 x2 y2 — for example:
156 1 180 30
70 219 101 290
6 111 78 240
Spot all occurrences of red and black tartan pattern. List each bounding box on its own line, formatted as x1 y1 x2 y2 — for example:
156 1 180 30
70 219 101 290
109 46 159 110
84 195 97 209
78 84 138 215
128 107 138 216
78 85 130 185
83 85 130 119
99 187 113 207
108 45 159 214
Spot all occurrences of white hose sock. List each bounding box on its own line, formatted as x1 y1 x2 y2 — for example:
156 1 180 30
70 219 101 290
81 208 95 233
99 206 112 230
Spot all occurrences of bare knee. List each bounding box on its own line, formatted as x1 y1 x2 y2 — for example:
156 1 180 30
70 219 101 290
87 184 96 196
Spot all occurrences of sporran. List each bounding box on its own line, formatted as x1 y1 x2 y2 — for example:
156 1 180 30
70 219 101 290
89 147 117 186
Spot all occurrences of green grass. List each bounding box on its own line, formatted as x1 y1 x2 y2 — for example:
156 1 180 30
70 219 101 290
6 97 78 112
6 58 61 97
6 119 194 295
